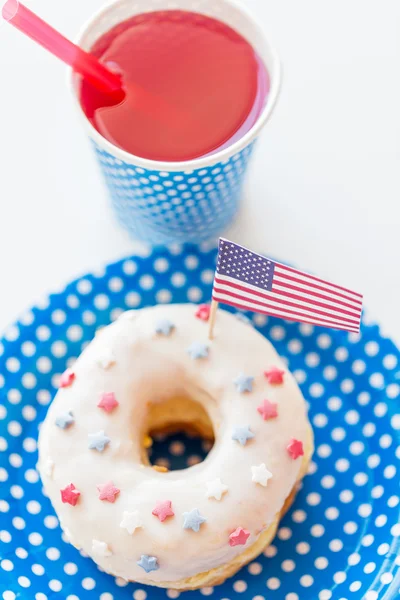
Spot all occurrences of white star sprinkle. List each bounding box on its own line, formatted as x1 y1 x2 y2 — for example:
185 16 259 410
97 350 116 369
91 539 112 557
251 463 273 487
206 478 228 501
119 310 137 321
120 510 142 535
44 458 54 477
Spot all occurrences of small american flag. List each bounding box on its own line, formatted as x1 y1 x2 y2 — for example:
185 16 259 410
212 239 363 333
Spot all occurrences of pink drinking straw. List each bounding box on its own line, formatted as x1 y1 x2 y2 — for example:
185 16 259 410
2 0 124 100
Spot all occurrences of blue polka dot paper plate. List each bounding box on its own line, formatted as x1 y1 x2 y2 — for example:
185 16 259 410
0 244 399 600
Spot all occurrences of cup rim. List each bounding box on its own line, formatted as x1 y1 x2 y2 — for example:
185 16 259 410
69 0 281 172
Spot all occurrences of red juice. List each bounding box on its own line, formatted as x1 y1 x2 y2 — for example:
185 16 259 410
79 10 269 162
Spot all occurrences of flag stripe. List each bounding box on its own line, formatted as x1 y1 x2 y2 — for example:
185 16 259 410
271 283 361 316
212 285 360 329
275 262 363 300
212 293 360 333
274 267 363 306
215 276 361 322
216 273 361 311
271 279 361 312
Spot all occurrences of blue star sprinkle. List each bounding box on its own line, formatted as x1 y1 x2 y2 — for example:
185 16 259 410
232 425 255 446
182 508 207 532
88 430 111 452
155 318 175 336
187 342 209 360
235 313 252 326
55 411 74 429
234 373 254 393
137 554 159 573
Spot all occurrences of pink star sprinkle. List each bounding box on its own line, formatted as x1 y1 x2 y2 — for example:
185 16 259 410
195 304 211 321
59 368 75 388
97 481 120 503
257 399 278 420
287 438 304 460
152 500 174 522
98 392 119 413
229 527 250 547
61 483 80 506
264 366 285 385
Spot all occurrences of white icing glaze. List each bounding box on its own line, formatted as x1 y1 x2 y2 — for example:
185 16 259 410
38 304 310 584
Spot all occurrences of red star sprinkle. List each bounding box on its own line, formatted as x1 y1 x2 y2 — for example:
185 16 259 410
97 481 120 503
229 527 250 547
152 500 174 522
287 438 304 460
98 392 119 413
264 366 285 385
195 304 211 322
59 368 75 388
257 399 278 420
60 483 80 506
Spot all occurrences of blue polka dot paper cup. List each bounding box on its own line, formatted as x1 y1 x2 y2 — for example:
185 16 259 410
70 0 281 246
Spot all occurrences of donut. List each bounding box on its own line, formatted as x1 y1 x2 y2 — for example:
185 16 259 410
38 304 313 590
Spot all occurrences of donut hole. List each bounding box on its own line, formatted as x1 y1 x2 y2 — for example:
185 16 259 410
143 396 215 471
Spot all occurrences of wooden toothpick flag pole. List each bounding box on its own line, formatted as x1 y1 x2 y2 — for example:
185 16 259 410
208 299 218 340
209 238 363 333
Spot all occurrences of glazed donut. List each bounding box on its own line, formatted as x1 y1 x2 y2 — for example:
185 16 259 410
38 304 313 590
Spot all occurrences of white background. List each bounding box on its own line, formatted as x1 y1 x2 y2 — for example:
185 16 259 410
0 0 399 346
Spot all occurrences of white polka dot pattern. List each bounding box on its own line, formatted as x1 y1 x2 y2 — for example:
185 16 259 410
93 143 255 245
0 245 399 600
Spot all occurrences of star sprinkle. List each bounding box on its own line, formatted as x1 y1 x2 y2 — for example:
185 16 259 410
251 463 273 487
155 318 175 336
234 373 254 393
257 399 278 420
183 508 207 532
55 411 74 429
44 458 54 477
195 304 211 321
92 539 112 557
97 481 120 503
137 555 159 573
287 438 304 460
152 500 174 522
206 478 228 501
88 430 110 452
97 350 115 369
60 483 80 506
119 310 137 321
120 510 142 535
229 527 250 547
187 342 209 360
232 425 255 446
264 366 285 385
59 368 75 388
235 312 252 326
98 392 119 413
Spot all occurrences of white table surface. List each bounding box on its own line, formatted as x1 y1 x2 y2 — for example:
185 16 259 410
0 0 399 347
